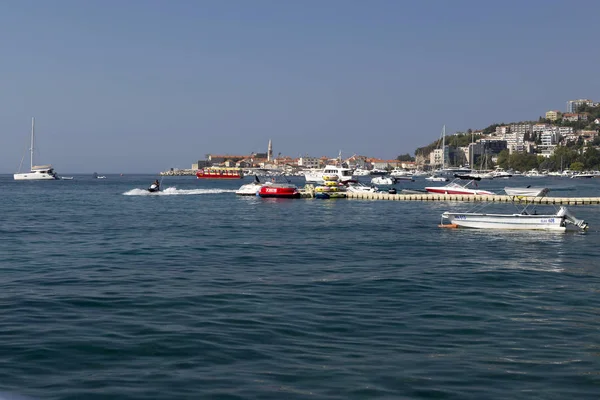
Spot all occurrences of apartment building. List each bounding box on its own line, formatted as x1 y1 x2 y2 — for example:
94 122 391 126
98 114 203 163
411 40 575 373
539 128 561 158
494 126 509 135
566 99 595 113
545 110 561 121
558 127 574 136
297 157 320 168
563 113 589 122
532 123 551 133
509 123 533 135
429 148 444 167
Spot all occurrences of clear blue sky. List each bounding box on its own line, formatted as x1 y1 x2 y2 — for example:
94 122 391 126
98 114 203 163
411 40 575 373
1 0 598 173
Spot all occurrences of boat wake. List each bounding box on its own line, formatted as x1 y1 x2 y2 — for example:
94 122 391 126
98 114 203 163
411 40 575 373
123 187 236 196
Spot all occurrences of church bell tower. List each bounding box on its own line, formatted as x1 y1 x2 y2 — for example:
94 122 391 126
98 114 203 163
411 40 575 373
267 139 273 161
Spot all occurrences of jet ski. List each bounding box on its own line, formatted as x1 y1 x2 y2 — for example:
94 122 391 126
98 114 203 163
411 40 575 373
148 183 160 193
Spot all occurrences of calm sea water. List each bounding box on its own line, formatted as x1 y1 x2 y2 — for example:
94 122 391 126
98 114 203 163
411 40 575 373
1 174 599 400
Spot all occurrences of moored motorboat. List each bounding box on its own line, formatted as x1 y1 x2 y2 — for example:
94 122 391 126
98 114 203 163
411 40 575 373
570 172 597 179
504 187 548 197
425 179 494 195
371 176 396 185
304 165 355 183
258 183 300 198
425 175 449 182
369 168 388 176
344 181 378 193
390 168 413 178
353 168 371 176
455 171 494 180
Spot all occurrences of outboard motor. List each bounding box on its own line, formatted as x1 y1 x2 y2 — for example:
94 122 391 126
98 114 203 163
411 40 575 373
557 206 588 230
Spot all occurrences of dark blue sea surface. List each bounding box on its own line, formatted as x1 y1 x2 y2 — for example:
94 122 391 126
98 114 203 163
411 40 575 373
1 174 599 399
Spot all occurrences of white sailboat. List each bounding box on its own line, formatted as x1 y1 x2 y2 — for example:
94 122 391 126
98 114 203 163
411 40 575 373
426 125 449 182
14 118 59 181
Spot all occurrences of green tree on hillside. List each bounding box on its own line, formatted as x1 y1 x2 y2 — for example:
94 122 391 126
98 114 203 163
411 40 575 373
496 150 510 168
396 153 414 162
570 161 585 171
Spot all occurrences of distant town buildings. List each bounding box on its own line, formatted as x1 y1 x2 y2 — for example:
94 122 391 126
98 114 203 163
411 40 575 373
177 97 600 175
566 99 597 113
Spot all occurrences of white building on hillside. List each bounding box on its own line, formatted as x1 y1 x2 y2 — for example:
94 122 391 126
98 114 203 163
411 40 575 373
532 124 551 133
558 126 574 136
539 129 560 158
430 148 444 167
510 123 533 135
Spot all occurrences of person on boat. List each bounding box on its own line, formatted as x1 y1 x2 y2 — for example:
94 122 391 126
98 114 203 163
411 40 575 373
150 179 160 192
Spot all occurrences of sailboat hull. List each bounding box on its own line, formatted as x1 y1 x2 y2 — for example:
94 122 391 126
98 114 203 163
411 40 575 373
14 171 58 180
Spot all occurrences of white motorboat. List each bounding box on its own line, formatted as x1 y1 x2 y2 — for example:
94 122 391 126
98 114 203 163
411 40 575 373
14 118 59 181
236 176 264 196
304 165 355 183
353 168 371 176
524 169 547 178
369 168 388 176
371 176 396 185
440 187 588 231
390 168 414 179
492 168 513 178
570 172 597 179
455 171 494 180
425 179 494 195
425 175 449 182
441 207 588 231
504 187 548 197
344 181 378 193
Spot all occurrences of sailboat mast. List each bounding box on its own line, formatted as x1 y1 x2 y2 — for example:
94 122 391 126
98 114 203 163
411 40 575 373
30 117 35 171
441 125 445 169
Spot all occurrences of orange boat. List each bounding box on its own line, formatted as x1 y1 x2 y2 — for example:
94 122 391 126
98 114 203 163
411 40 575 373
196 167 244 179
